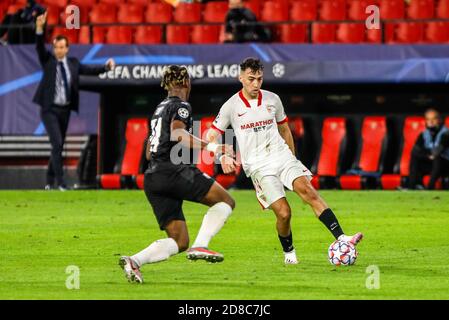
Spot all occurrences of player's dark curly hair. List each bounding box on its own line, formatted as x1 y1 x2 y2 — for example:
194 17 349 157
240 57 264 73
161 65 190 91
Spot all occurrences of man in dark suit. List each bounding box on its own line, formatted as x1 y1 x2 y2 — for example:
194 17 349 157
33 12 115 191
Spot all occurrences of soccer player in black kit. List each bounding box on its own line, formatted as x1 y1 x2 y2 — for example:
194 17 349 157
119 66 238 283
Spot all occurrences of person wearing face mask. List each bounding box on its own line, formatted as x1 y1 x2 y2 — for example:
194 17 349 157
0 0 45 45
409 108 449 190
223 0 271 43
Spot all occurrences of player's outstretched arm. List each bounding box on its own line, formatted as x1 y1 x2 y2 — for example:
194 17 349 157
278 122 295 156
171 120 234 156
206 127 239 174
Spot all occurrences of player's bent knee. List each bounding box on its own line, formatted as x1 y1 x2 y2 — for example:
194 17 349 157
215 192 235 210
276 207 291 223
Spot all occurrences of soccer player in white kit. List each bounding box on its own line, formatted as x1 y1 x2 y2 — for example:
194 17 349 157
207 58 363 264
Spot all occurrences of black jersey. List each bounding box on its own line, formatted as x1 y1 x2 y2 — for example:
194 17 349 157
148 96 193 164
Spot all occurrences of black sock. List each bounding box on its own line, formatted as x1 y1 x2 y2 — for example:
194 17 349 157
278 232 294 253
319 208 344 239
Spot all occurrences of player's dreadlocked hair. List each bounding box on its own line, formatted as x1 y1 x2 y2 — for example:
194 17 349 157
240 57 264 73
161 65 190 91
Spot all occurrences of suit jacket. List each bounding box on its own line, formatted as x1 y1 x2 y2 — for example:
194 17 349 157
33 33 107 112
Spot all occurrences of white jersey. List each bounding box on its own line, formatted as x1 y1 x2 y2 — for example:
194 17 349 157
212 89 292 176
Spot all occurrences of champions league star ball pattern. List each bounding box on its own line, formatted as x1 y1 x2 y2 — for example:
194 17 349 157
328 240 358 266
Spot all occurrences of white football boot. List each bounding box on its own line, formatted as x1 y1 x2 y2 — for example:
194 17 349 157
284 249 299 265
186 247 224 263
338 232 364 246
119 256 143 284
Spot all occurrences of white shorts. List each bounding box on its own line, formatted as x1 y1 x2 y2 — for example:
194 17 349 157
250 157 312 209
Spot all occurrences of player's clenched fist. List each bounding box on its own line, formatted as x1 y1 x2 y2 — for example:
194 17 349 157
36 11 47 33
220 154 239 174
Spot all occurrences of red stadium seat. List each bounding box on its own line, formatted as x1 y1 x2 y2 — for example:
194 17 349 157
92 27 108 43
340 117 387 190
145 2 173 23
319 0 346 21
6 4 20 15
313 117 347 188
204 1 228 23
135 174 145 190
43 0 67 8
90 3 117 24
1 0 11 7
380 0 405 19
437 0 449 18
79 26 100 44
278 24 308 43
117 4 144 24
407 0 434 19
422 175 443 189
215 173 239 190
45 6 61 25
425 22 449 43
51 26 79 44
381 23 397 42
197 116 216 178
394 22 425 43
218 24 226 42
291 0 317 21
348 0 378 20
128 0 151 5
336 23 366 43
446 117 449 127
0 2 8 18
244 0 261 20
70 0 93 7
197 116 239 189
173 3 202 23
191 25 220 44
100 118 149 189
261 1 288 22
312 23 336 43
381 117 425 190
317 117 347 176
366 27 382 43
78 26 91 44
166 25 190 44
134 26 163 44
98 0 123 5
106 26 133 44
397 117 425 177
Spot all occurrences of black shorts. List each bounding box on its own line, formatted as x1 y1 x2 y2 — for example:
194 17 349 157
143 162 215 230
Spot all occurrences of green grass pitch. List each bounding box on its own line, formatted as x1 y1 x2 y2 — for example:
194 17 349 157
1 190 449 300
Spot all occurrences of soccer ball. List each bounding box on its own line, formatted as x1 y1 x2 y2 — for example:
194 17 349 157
328 240 358 266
